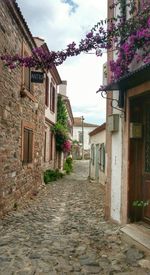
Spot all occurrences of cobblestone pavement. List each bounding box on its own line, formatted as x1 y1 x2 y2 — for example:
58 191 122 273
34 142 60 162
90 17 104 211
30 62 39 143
0 160 150 275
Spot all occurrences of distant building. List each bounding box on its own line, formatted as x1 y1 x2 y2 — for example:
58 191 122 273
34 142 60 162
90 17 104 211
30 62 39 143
73 117 99 159
89 123 106 186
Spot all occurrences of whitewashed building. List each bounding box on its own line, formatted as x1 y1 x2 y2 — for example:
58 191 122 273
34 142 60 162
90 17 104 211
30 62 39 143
89 123 106 185
73 117 99 159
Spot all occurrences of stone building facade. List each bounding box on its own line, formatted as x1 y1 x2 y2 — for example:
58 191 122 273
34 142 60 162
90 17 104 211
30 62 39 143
0 0 45 216
34 37 62 172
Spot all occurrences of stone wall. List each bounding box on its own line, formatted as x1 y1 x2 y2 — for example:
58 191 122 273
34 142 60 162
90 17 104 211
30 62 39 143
0 1 45 216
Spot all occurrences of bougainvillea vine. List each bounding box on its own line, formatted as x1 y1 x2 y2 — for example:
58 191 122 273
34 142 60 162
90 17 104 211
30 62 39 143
1 0 150 85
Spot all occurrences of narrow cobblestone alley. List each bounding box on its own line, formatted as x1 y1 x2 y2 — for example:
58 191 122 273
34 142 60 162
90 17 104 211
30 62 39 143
0 160 150 275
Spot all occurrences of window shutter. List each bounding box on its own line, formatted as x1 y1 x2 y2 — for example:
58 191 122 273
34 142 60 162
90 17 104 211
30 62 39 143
52 86 55 112
91 144 95 165
24 67 30 91
50 83 53 111
44 132 47 162
28 129 33 163
45 75 49 106
23 128 28 163
102 144 105 171
49 131 53 161
100 143 105 172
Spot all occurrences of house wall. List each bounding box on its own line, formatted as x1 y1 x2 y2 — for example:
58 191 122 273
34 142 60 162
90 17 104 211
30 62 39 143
105 0 114 219
109 1 123 222
89 130 106 185
43 123 55 170
110 91 123 222
73 126 97 150
45 72 57 124
0 1 45 216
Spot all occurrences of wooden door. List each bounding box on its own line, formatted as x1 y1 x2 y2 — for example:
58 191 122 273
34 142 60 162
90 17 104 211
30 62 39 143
129 93 150 223
142 100 150 222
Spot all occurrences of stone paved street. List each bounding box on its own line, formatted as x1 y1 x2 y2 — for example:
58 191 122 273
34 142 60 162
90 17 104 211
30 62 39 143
0 160 150 275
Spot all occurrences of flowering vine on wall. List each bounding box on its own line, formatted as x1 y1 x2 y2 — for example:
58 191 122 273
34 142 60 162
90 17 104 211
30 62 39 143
1 0 150 89
52 95 71 153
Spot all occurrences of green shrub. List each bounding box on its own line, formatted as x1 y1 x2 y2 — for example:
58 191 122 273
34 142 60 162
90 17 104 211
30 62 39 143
64 156 73 174
44 169 63 184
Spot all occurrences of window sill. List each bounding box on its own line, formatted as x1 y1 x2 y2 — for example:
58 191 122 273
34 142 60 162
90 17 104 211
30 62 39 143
20 87 35 102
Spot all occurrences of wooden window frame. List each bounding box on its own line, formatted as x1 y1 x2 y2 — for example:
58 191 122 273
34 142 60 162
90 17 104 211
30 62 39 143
99 143 105 172
91 144 95 166
21 121 34 165
44 131 47 162
21 42 35 102
49 131 53 161
45 74 49 107
50 83 55 113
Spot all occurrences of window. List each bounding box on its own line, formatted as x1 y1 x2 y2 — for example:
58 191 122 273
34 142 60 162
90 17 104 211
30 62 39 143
23 128 33 164
45 74 49 107
44 132 47 162
50 83 55 112
78 131 83 144
49 131 53 161
145 108 150 173
91 144 95 165
23 47 33 94
99 143 105 172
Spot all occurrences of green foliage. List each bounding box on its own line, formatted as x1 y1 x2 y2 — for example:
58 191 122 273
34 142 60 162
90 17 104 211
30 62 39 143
132 200 149 207
64 156 73 174
52 122 68 152
57 95 68 127
44 169 64 184
72 139 79 145
52 95 70 152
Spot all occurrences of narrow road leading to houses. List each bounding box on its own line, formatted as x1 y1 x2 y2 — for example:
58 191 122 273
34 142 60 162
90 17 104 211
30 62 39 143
0 160 149 275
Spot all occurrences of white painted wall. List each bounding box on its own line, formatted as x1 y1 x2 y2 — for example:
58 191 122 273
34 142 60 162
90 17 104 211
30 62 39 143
73 126 97 150
89 129 106 185
110 90 123 223
45 72 57 124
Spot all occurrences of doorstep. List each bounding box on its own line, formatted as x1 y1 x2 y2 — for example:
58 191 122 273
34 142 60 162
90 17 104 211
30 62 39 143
121 222 150 252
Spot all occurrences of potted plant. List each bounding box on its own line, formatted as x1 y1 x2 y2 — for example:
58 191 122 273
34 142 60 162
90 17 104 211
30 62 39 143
132 200 149 222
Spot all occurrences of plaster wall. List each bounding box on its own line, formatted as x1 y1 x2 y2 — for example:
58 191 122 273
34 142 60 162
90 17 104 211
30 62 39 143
90 130 106 185
110 90 123 223
73 126 97 150
45 72 57 124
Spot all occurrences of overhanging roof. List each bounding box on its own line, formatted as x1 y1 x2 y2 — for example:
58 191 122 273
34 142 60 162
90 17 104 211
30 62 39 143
99 63 150 92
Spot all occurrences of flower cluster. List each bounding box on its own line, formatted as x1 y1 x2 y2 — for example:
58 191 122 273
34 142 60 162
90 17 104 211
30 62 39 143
110 19 150 80
0 0 149 84
62 140 72 153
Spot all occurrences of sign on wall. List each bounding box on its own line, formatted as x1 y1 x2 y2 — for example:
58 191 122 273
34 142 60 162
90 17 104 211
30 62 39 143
31 71 44 83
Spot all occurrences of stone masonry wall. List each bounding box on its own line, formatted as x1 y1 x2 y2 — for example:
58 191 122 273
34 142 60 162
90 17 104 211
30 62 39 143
0 1 45 216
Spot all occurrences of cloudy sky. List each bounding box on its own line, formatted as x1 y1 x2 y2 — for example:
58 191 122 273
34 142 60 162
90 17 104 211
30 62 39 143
16 0 107 125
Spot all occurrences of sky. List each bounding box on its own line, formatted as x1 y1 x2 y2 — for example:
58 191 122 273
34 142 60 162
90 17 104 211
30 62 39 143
16 0 107 125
